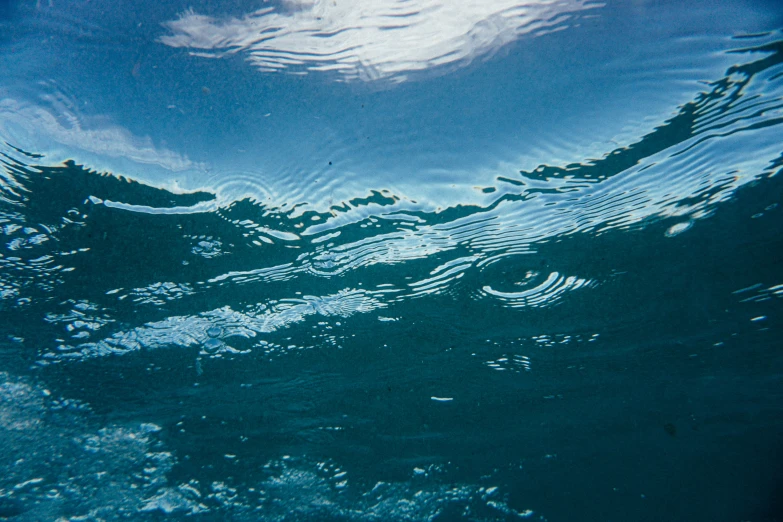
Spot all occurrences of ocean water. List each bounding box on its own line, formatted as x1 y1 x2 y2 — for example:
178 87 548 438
1 0 783 520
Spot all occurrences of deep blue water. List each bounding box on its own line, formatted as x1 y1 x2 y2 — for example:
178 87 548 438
1 1 783 520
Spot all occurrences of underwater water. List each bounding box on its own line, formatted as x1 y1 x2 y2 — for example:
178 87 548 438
1 0 783 520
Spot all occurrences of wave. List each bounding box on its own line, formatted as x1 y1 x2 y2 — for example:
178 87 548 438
1 34 782 365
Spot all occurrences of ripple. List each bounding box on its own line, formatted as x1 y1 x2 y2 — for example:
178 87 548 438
128 281 196 306
2 4 783 521
159 0 599 83
480 271 593 309
4 27 783 372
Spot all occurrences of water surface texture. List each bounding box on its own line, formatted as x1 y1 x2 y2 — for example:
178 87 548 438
2 1 783 520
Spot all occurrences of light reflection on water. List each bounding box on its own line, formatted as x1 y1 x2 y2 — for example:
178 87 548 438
158 0 599 82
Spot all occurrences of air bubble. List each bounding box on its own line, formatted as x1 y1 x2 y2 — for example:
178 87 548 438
207 326 222 338
665 221 693 237
204 338 223 354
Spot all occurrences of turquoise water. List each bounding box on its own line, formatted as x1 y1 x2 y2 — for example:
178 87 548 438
1 1 783 520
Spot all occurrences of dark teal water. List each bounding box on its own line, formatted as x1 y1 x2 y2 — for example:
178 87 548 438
2 1 783 520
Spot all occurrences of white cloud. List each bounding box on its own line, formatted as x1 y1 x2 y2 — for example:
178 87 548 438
159 0 600 82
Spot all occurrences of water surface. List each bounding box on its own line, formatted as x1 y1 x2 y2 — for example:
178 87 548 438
1 1 783 520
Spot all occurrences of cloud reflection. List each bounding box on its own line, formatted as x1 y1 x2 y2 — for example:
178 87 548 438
0 98 200 173
159 0 600 82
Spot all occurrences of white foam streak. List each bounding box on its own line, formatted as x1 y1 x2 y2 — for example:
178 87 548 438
40 288 385 362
